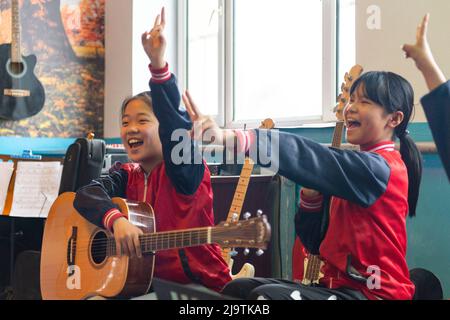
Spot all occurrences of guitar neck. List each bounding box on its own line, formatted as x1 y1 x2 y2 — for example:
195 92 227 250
226 158 254 222
104 227 211 256
11 0 21 62
332 121 345 149
106 225 247 256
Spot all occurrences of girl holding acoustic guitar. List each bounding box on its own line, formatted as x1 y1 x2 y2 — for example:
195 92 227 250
73 7 231 293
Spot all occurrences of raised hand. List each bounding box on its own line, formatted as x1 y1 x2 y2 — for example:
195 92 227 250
402 14 446 91
182 90 227 145
402 14 434 71
142 7 167 69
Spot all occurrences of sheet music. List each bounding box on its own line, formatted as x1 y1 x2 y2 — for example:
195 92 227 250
0 161 14 215
10 162 63 218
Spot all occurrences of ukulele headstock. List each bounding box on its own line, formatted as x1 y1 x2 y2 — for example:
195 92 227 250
260 118 275 130
333 65 363 121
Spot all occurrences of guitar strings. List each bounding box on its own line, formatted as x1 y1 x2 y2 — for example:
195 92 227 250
71 229 257 254
70 227 256 246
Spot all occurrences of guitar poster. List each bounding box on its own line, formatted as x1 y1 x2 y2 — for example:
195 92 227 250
0 0 105 138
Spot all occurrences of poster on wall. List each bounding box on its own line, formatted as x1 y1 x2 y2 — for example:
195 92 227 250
0 0 105 138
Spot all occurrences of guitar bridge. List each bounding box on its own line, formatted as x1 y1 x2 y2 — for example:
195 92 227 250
4 88 31 97
67 227 78 275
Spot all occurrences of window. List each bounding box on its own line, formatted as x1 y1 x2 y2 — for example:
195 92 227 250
185 0 223 120
183 0 355 128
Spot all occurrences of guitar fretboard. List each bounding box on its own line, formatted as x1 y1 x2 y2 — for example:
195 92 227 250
105 228 211 255
11 0 21 63
226 158 254 220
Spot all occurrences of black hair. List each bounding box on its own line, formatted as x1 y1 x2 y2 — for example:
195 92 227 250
120 91 153 118
350 71 423 217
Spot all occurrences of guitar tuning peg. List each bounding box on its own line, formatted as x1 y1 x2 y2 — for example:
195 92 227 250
256 249 264 257
244 248 250 256
256 210 263 217
243 212 251 220
230 249 238 257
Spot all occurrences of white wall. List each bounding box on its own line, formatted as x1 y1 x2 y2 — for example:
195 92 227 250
356 0 450 122
104 0 133 138
104 0 178 138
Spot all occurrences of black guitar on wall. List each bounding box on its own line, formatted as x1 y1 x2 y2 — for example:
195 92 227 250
0 0 45 121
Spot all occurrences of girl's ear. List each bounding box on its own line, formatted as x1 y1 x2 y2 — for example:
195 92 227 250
388 111 405 129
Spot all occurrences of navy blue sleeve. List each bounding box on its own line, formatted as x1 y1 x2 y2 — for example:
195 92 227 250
421 80 450 180
294 196 331 255
295 209 324 255
149 75 205 195
73 169 128 227
252 129 391 207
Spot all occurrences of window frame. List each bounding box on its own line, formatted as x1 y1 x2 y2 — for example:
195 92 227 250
179 0 338 129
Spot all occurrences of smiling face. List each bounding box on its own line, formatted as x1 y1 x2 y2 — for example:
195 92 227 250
344 84 404 150
120 98 163 171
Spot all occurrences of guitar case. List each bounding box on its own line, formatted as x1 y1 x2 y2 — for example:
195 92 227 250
59 138 106 194
12 251 41 300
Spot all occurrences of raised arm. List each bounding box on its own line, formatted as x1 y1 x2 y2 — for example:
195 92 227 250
248 129 391 208
402 14 446 91
403 14 450 179
142 7 205 195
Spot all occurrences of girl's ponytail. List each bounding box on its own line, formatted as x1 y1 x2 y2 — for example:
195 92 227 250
397 130 423 217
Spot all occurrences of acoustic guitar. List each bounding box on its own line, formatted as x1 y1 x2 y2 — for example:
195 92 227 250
40 192 271 300
221 119 275 279
0 0 45 120
292 65 364 285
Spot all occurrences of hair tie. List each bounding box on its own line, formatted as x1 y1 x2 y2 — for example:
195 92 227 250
398 130 410 139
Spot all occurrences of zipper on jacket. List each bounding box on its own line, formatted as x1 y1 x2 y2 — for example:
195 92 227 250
143 173 149 202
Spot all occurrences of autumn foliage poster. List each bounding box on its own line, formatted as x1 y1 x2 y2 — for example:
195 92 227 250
0 0 105 138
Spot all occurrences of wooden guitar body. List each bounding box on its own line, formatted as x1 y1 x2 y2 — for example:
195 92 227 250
41 193 270 300
0 43 46 120
40 193 155 300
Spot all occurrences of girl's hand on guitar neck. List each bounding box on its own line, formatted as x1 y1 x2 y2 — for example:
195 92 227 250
142 7 167 69
402 14 446 91
113 217 144 258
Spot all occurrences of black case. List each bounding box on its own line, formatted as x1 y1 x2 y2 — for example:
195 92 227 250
59 138 106 194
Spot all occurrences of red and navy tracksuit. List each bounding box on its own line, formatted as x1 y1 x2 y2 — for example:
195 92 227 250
223 130 414 300
421 80 450 180
74 64 231 292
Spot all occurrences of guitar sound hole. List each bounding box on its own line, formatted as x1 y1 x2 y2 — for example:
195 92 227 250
91 231 108 265
9 62 24 75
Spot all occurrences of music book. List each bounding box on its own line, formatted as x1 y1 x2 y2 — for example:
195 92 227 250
9 161 63 218
0 161 14 214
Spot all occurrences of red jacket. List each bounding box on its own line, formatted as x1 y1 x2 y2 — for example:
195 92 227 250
318 143 414 300
122 162 231 291
242 129 415 300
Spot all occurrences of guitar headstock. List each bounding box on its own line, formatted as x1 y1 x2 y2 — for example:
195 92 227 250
260 118 275 130
213 213 271 250
333 65 363 121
